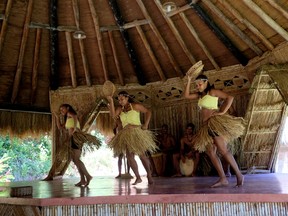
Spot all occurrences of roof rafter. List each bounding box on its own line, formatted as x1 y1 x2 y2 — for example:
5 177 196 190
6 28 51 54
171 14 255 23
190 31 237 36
189 1 249 66
202 0 263 56
136 25 166 81
179 12 220 70
0 0 12 56
108 0 147 85
31 29 42 104
136 0 183 77
11 0 34 103
107 31 125 86
243 0 288 42
154 0 196 65
218 0 274 51
88 0 109 81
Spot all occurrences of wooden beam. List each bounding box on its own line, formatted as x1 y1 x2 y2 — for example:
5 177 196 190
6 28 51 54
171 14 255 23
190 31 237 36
154 0 196 64
108 31 125 85
243 0 288 41
218 0 274 51
265 0 288 20
189 1 249 66
179 12 220 70
29 22 78 32
11 0 34 103
108 0 147 85
79 40 92 86
136 25 166 81
65 32 77 88
0 0 12 56
135 0 183 77
31 29 42 104
72 0 91 86
123 19 150 29
49 0 59 90
202 0 263 56
88 0 109 81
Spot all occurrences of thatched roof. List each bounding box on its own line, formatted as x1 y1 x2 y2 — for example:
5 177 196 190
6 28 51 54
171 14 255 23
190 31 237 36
0 0 288 135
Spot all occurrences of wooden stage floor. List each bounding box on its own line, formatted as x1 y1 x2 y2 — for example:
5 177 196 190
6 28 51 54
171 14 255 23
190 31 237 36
1 173 288 206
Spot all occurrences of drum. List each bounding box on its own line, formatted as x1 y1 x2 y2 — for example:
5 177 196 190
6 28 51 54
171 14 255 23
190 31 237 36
180 157 194 176
151 153 163 176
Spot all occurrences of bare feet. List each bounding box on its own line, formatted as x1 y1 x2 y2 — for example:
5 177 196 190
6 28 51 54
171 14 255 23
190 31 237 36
210 179 229 188
75 181 86 187
132 178 142 185
147 176 154 185
115 174 121 179
85 176 93 187
235 175 244 187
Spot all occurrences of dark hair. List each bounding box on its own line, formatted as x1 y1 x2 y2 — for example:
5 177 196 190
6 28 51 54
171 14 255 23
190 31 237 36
195 74 213 94
60 104 77 122
186 123 195 132
118 91 134 103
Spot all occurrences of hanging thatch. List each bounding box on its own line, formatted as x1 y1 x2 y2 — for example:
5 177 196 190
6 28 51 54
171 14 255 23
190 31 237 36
0 111 51 138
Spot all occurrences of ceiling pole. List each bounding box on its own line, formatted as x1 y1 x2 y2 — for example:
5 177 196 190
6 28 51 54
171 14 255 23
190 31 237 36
0 0 13 57
154 0 196 65
188 0 249 66
50 0 59 90
87 0 109 82
218 0 274 51
31 29 42 104
202 0 263 56
108 0 147 85
179 12 220 70
11 0 34 103
107 31 125 86
72 0 91 86
135 0 183 77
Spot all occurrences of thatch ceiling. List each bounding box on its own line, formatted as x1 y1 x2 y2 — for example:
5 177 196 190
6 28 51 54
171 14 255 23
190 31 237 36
0 0 288 113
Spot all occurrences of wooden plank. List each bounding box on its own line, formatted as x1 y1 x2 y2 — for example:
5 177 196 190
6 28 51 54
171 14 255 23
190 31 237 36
31 29 42 104
179 12 220 70
218 0 274 51
136 25 166 81
136 0 183 77
202 0 263 56
108 31 124 85
65 32 77 88
88 0 109 81
11 0 34 103
243 0 288 41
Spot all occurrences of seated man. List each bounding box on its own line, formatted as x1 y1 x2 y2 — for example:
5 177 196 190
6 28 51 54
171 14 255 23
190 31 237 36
173 123 200 177
154 124 177 176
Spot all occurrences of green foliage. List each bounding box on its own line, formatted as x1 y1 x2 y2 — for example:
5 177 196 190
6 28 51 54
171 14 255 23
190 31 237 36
0 134 52 182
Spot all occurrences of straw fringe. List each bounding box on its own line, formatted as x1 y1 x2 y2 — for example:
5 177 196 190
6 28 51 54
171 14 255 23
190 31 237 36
72 131 102 154
108 127 158 156
192 114 246 152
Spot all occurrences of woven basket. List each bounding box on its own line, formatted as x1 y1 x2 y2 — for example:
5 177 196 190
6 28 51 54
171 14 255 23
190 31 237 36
102 80 116 97
186 61 204 80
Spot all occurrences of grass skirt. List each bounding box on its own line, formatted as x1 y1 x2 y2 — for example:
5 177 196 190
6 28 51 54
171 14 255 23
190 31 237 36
108 127 158 156
192 114 246 153
72 131 101 154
